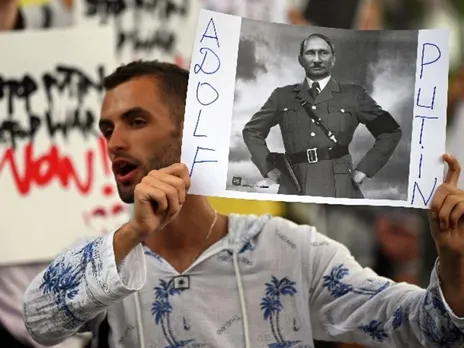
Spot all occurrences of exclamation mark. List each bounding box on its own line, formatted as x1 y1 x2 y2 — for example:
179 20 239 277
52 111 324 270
98 136 114 197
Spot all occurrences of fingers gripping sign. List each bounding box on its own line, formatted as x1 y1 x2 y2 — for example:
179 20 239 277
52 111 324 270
429 154 464 256
131 163 191 240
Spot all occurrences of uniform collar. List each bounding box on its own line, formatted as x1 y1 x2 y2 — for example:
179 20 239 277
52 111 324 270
306 75 332 92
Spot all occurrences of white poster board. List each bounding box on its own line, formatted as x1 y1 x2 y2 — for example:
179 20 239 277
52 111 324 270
0 28 131 265
181 9 450 209
74 0 201 69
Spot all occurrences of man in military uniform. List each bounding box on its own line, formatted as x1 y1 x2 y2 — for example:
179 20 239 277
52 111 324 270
242 33 402 198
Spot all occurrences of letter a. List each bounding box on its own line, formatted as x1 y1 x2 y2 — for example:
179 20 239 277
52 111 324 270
200 17 220 48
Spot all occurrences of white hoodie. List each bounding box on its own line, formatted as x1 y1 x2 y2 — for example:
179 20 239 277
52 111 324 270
23 214 464 347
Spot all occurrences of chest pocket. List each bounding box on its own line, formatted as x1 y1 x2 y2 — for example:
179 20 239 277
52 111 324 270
327 105 355 133
280 102 305 133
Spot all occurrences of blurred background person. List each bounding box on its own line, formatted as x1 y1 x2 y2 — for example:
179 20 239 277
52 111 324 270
372 208 423 285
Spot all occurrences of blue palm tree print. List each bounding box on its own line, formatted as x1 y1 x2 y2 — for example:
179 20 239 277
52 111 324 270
420 287 464 347
40 238 103 323
40 261 82 321
392 307 403 330
322 264 398 343
358 320 388 342
322 264 391 298
152 279 200 348
224 241 255 257
356 306 404 343
392 306 406 330
260 276 300 348
239 241 255 254
74 239 103 276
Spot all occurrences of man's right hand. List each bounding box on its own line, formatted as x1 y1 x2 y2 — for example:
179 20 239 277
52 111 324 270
267 168 281 184
129 163 191 239
114 163 191 264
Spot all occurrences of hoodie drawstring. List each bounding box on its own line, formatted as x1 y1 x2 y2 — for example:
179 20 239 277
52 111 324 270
134 291 146 348
233 252 251 348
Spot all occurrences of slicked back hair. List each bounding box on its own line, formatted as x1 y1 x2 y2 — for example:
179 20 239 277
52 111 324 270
299 33 336 56
103 60 189 126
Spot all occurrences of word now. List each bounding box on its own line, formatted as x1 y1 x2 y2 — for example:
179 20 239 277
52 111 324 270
0 137 109 196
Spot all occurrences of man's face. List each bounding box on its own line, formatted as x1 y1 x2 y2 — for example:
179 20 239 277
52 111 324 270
298 37 335 80
99 76 182 203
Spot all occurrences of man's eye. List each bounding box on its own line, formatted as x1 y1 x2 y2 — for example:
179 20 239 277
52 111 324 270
132 119 146 126
102 128 113 138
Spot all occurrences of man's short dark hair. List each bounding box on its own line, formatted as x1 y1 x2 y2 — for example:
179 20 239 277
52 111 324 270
103 60 189 124
299 33 336 56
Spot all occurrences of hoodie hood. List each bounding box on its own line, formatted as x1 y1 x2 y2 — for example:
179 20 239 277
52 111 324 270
223 213 272 254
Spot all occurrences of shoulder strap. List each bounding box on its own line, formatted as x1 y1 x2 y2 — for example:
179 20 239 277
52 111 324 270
296 96 339 145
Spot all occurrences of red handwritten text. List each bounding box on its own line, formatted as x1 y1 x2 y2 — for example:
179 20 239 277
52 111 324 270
0 143 96 196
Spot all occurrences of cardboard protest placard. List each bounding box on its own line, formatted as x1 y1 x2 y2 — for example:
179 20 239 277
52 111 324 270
0 28 131 265
74 0 200 69
181 9 449 209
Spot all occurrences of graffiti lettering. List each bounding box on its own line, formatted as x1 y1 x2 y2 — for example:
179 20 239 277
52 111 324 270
0 64 104 150
84 0 190 57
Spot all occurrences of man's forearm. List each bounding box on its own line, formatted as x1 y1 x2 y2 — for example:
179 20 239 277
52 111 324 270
438 256 464 317
113 222 143 265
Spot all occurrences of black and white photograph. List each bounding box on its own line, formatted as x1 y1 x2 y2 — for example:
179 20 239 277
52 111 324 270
226 18 418 201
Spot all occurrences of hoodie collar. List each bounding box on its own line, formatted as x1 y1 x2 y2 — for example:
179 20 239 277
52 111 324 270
221 214 272 254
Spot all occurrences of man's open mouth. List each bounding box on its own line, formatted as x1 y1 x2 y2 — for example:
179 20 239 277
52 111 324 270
112 160 139 182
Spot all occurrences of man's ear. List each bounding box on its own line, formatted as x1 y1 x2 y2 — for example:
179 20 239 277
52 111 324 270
331 55 336 68
298 55 303 67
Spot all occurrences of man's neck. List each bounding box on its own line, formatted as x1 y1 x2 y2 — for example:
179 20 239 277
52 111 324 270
143 195 228 268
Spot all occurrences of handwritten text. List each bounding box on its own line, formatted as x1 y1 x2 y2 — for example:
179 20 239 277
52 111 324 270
410 41 441 206
189 17 221 177
85 0 190 57
0 64 105 150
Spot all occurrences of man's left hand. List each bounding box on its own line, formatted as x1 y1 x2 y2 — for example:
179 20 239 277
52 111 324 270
352 170 367 185
429 154 464 317
430 154 464 258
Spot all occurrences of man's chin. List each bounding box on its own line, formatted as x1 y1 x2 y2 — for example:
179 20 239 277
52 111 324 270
307 70 329 79
117 185 135 204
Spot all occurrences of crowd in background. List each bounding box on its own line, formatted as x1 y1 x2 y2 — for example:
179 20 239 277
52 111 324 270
0 0 463 347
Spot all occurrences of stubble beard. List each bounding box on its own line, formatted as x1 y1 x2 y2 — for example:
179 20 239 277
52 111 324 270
117 143 181 204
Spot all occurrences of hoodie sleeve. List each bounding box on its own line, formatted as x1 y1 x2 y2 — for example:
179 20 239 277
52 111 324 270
307 229 464 347
23 230 147 346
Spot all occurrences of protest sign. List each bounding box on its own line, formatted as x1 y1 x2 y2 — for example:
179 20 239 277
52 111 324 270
181 9 449 209
0 28 131 264
75 0 200 69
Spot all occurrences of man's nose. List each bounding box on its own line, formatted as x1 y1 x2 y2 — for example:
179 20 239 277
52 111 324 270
313 53 321 62
107 127 129 155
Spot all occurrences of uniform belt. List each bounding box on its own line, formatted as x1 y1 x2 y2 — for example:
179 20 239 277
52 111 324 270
288 145 349 164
